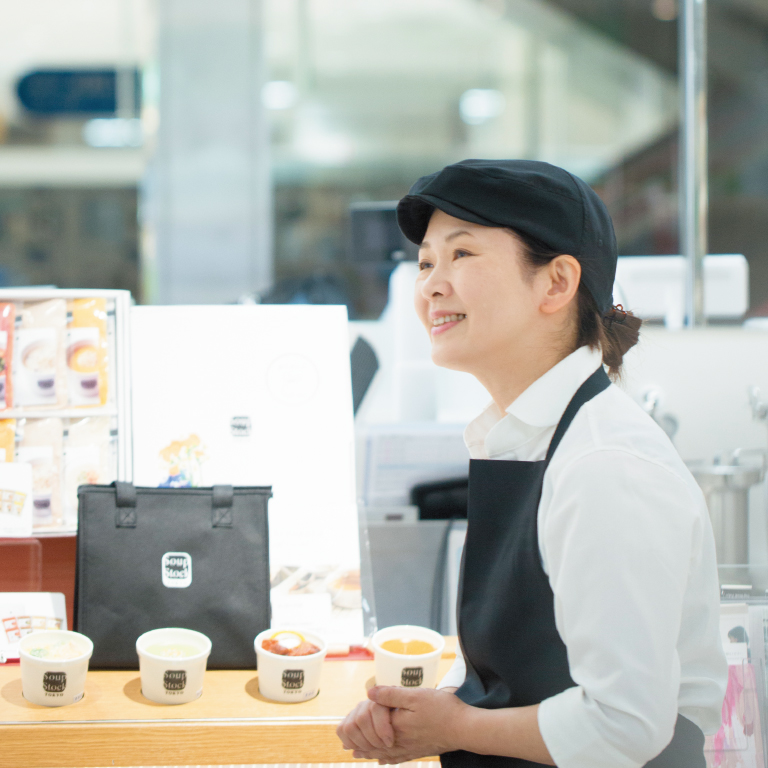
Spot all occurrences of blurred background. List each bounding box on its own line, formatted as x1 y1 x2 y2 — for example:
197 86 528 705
0 0 766 317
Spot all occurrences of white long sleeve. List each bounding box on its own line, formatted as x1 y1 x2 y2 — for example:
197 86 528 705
455 345 726 767
537 449 723 767
438 644 466 690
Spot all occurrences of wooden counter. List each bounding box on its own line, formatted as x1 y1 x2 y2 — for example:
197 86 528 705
0 642 457 767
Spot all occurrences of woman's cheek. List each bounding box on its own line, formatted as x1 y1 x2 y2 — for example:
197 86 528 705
414 288 431 332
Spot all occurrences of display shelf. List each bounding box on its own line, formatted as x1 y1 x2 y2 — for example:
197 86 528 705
0 644 457 767
0 288 133 539
0 407 118 420
32 529 77 538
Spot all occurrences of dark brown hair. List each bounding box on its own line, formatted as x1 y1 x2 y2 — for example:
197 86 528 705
510 229 642 379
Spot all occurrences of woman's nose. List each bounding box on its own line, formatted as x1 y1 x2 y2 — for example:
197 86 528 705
420 263 452 299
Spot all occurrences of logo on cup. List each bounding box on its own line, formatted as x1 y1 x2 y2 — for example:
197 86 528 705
282 669 305 690
43 671 67 693
162 552 192 588
164 670 187 691
401 667 424 687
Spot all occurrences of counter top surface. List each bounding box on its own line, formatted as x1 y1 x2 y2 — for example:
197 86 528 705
1 639 457 766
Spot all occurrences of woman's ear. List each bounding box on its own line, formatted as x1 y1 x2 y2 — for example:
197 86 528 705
539 255 581 315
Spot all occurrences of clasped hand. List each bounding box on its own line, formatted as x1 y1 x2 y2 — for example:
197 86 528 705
336 685 467 764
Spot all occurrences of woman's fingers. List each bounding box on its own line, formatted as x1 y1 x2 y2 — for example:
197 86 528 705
371 702 396 747
341 719 371 751
355 702 390 750
338 700 394 752
337 703 372 751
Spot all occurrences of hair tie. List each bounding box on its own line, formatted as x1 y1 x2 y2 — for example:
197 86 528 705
603 304 628 328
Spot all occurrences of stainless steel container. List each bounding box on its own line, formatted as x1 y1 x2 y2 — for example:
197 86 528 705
690 462 763 566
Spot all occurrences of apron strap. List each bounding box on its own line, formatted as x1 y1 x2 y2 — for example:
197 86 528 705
545 366 611 463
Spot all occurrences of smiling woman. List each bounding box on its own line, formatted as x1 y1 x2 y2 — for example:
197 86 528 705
337 159 727 768
413 213 586 406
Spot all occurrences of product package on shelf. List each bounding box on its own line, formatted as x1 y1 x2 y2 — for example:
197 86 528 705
14 299 67 409
63 417 114 528
0 303 14 409
17 417 64 530
0 419 15 462
67 298 109 407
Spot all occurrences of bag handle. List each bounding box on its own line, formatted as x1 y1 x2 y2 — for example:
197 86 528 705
113 482 235 528
115 481 137 528
212 485 234 528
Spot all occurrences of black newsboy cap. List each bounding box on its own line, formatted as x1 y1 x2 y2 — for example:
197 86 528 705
396 159 618 314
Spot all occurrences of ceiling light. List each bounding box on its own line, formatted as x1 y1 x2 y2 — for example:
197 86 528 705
459 89 506 126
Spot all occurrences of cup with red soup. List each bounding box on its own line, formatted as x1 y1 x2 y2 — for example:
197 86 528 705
254 629 327 702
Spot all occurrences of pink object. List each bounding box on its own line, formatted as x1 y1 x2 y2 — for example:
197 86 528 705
706 664 765 767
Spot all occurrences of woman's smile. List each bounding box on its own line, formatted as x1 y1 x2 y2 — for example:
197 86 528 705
431 312 467 335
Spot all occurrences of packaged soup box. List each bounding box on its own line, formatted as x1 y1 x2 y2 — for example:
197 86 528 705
15 300 67 409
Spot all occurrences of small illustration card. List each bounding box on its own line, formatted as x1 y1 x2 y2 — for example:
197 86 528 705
0 462 33 538
0 592 67 662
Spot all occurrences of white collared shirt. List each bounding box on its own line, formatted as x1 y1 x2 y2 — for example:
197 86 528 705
439 345 727 768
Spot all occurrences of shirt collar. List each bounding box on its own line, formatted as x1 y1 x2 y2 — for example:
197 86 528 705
506 344 604 428
464 345 604 459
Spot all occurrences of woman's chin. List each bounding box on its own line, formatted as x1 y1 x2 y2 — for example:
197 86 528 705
430 346 474 373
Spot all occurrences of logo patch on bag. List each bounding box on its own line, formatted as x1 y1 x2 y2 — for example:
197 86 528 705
164 670 187 691
401 667 423 687
282 669 304 690
43 671 67 693
162 552 192 588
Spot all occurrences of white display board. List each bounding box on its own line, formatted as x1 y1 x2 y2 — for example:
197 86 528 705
130 306 363 646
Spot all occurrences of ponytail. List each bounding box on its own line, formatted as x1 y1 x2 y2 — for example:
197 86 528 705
576 289 642 380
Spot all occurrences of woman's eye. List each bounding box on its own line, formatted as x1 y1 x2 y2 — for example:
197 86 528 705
454 249 472 259
418 260 433 271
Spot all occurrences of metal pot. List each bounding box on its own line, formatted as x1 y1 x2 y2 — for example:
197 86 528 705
689 461 764 566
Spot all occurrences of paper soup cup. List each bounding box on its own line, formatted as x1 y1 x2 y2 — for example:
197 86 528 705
255 629 327 702
136 628 212 705
19 630 93 707
372 625 445 689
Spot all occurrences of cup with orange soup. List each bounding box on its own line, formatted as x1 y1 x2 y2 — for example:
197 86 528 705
371 625 445 688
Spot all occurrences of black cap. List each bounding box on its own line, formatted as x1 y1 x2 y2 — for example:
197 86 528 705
396 159 617 314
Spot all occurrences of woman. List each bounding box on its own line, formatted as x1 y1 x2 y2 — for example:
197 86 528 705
337 159 727 767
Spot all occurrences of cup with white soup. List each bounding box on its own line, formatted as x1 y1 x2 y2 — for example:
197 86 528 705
136 627 212 704
20 630 93 707
372 625 445 689
255 629 327 702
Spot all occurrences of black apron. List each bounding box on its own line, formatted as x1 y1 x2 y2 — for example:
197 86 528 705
441 367 705 768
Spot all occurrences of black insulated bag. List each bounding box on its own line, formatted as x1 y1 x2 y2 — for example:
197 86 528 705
75 482 271 669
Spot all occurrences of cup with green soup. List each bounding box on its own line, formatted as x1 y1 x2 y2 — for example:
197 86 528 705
136 628 212 704
20 630 93 707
